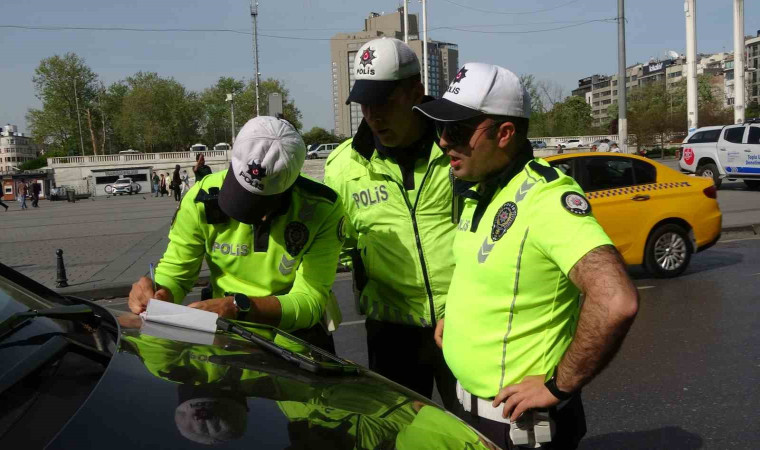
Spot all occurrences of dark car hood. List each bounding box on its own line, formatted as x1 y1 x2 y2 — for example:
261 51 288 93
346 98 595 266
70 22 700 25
49 312 496 449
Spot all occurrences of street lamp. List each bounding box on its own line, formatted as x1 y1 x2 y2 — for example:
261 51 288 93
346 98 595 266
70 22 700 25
226 93 236 144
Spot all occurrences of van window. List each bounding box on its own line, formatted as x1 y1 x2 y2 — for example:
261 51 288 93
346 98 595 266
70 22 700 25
748 127 760 145
687 131 704 143
689 130 720 143
724 127 745 144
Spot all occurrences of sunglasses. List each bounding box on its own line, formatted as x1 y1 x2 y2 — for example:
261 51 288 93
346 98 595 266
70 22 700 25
435 118 504 148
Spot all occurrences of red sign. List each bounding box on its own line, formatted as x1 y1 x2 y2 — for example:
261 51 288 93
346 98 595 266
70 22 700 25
683 148 694 165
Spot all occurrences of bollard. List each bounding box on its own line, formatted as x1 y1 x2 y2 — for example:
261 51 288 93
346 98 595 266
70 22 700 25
56 249 69 288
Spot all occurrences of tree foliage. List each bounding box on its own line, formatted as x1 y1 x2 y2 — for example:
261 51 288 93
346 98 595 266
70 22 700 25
301 127 345 147
25 53 305 155
26 53 101 155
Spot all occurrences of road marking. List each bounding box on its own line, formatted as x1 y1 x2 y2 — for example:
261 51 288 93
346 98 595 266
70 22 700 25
718 236 760 244
637 286 656 290
341 319 366 326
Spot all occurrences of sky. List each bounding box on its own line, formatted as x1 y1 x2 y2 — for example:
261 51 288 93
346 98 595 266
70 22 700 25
1 0 759 137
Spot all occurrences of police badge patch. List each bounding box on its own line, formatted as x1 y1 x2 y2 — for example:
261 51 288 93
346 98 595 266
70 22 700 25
491 202 518 242
284 222 309 256
561 192 591 216
336 217 346 243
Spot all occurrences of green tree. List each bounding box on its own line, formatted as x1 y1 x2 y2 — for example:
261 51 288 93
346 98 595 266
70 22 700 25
550 95 593 136
747 101 760 119
98 81 129 153
115 72 202 152
199 77 246 146
301 127 344 146
26 53 101 155
18 149 68 171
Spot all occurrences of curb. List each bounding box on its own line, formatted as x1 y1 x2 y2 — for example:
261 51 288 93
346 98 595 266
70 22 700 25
721 223 760 235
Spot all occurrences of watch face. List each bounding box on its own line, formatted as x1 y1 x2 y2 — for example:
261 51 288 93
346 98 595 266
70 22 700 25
234 293 252 312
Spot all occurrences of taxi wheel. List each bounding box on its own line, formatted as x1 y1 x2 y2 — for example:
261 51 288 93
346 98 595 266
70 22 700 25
644 224 692 278
696 163 721 189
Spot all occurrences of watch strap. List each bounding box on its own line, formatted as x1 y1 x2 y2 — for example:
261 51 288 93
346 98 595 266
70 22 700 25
545 375 573 401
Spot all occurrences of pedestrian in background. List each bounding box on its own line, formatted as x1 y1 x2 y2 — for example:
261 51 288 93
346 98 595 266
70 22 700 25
31 182 41 208
194 153 212 183
417 63 639 449
324 38 458 409
153 172 160 197
18 181 28 210
159 174 167 197
0 196 8 212
171 165 182 202
556 143 563 154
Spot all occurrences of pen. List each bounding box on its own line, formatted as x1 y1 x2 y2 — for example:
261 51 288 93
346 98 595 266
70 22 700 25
149 263 156 293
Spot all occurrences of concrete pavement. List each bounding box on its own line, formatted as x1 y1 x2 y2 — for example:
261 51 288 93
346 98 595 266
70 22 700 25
0 157 756 299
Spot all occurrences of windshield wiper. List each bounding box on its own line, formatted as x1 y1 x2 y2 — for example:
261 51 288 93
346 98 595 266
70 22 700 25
216 318 358 375
0 304 97 342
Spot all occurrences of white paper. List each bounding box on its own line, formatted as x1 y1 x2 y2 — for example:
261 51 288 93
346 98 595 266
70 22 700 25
140 299 219 334
139 320 216 346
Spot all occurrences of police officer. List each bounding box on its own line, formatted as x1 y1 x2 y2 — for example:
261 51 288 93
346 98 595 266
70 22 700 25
324 37 457 408
128 116 344 350
415 63 639 448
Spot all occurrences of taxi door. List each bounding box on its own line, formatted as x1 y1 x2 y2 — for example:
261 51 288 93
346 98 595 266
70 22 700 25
575 156 655 262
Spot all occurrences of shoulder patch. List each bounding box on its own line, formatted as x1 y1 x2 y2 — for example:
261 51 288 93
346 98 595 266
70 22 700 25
336 216 346 242
491 201 518 241
528 160 559 182
295 176 338 203
561 192 591 216
284 221 310 256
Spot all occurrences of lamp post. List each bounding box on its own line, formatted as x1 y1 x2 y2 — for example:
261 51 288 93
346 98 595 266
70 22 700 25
73 76 85 156
226 93 236 144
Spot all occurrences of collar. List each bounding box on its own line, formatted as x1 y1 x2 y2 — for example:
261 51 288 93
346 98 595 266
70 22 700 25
351 95 437 161
453 139 535 201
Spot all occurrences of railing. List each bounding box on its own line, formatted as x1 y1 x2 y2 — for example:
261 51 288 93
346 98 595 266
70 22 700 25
48 150 230 167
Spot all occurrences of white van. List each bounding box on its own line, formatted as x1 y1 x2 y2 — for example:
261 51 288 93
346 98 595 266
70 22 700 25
679 120 760 189
190 143 208 152
306 143 340 159
213 142 231 151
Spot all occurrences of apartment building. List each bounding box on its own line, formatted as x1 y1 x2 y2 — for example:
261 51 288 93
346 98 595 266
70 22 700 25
330 9 459 137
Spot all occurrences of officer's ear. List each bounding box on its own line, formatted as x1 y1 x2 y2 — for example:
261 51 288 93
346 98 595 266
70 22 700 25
495 121 516 150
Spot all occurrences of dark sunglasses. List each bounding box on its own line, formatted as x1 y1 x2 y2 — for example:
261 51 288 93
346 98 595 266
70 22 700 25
435 118 504 148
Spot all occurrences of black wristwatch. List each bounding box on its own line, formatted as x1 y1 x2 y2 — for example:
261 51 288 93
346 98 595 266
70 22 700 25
545 369 573 401
227 293 251 320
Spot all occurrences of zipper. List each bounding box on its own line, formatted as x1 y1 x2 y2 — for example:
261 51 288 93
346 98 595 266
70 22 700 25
392 160 438 327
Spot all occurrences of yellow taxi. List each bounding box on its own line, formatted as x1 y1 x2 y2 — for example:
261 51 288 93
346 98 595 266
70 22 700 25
544 152 722 277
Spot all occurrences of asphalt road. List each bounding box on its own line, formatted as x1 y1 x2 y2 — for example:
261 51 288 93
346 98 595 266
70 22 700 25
329 236 760 448
101 234 760 448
